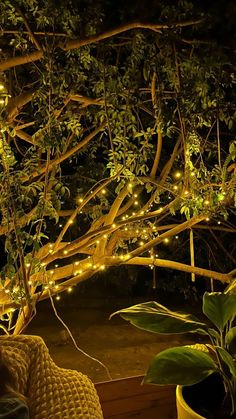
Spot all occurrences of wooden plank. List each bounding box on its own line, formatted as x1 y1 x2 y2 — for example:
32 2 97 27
95 375 177 419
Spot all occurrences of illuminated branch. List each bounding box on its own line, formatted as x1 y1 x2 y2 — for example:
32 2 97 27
22 123 106 181
61 19 204 51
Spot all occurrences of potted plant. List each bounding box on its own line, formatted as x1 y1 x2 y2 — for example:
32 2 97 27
111 291 236 418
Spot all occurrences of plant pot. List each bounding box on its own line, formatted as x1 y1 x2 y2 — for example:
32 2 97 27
176 374 230 419
176 386 205 419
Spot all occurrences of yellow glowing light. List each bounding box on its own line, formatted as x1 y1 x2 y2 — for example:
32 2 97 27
55 264 59 268
0 84 5 91
56 295 61 300
49 280 54 285
103 234 108 238
55 285 59 289
120 255 124 260
132 212 136 216
63 250 68 255
50 270 54 274
101 189 106 194
184 190 189 195
134 201 139 205
96 240 100 244
49 249 53 253
59 224 63 227
49 244 53 248
5 289 10 293
78 198 83 203
122 216 126 220
175 235 179 239
26 263 30 268
124 227 128 231
100 265 105 270
174 171 182 179
28 281 32 285
164 238 169 243
125 254 130 259
190 172 195 177
173 185 178 191
112 223 116 228
128 183 133 188
75 261 79 266
68 287 72 292
41 262 46 266
204 200 210 205
134 193 138 198
93 265 97 269
139 241 144 246
78 270 82 274
0 99 5 105
217 221 221 225
69 220 73 224
140 211 144 215
205 217 210 222
44 285 49 290
158 207 163 212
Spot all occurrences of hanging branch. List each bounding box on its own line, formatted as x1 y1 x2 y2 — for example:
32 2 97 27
190 228 195 282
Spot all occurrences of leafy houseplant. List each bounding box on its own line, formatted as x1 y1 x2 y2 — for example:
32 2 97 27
111 292 236 418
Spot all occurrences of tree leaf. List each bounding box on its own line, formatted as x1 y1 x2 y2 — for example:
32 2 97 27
111 301 206 334
144 347 218 385
203 292 236 332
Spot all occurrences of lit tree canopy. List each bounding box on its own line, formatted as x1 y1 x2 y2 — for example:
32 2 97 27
0 0 235 333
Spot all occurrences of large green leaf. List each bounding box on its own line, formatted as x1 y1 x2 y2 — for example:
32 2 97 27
226 327 236 354
111 301 206 334
216 347 236 378
203 292 236 332
144 347 218 386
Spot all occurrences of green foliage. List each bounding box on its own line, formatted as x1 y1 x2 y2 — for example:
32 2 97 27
113 291 236 416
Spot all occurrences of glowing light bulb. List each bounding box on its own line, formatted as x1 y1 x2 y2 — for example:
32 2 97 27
49 280 54 285
63 250 68 255
205 217 210 222
184 190 189 195
56 295 61 300
174 171 182 179
101 189 106 194
96 240 100 244
68 287 72 292
28 281 32 285
175 235 179 239
0 84 5 90
26 263 30 268
55 285 59 289
112 223 116 228
50 270 54 274
100 265 105 270
103 234 108 238
134 201 139 205
204 200 210 205
75 261 79 266
173 185 178 190
59 224 63 227
139 241 144 246
217 221 221 225
55 264 59 268
134 194 138 198
164 238 169 244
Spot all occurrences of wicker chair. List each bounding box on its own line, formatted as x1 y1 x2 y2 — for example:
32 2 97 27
0 334 104 418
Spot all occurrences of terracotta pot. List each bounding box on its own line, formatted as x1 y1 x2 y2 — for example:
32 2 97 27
176 386 205 419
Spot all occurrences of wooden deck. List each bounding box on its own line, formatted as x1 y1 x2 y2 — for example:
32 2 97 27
95 375 177 419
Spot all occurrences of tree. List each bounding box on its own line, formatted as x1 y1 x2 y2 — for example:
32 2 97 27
0 0 235 334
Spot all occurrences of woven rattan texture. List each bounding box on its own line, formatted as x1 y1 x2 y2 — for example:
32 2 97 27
0 335 103 419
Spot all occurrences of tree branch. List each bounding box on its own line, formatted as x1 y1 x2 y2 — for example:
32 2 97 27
61 19 204 51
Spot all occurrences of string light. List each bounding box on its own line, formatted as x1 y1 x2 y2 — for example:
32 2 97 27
101 189 106 194
26 263 30 268
63 250 68 255
173 185 178 190
56 295 61 300
55 264 59 268
174 171 182 179
112 223 116 228
217 221 221 225
204 200 210 205
55 285 59 289
205 217 210 222
59 224 63 227
134 194 138 198
134 201 139 205
0 84 5 91
68 287 72 293
69 220 73 224
100 265 105 270
164 238 169 244
175 235 179 239
75 261 79 266
49 280 54 285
